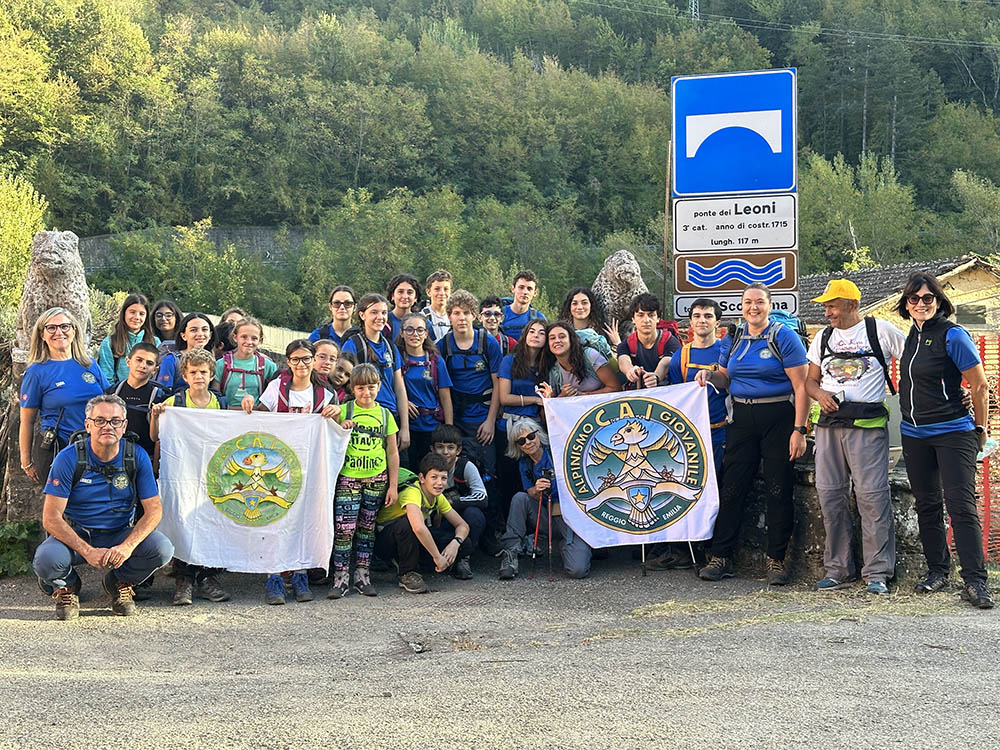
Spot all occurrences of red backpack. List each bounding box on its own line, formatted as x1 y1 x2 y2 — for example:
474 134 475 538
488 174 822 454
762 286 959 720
219 350 268 394
275 370 328 413
626 329 673 358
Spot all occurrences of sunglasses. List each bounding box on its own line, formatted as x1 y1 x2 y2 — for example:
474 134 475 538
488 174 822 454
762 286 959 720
153 311 175 319
330 300 355 308
515 431 538 446
480 311 502 318
906 294 936 306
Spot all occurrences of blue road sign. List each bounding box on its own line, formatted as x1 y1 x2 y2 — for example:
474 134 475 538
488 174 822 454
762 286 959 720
672 68 796 197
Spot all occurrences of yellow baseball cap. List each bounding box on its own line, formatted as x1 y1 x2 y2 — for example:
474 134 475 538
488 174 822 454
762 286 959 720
811 279 861 303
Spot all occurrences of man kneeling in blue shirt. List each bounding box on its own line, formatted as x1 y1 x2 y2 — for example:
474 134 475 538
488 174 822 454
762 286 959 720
33 394 173 620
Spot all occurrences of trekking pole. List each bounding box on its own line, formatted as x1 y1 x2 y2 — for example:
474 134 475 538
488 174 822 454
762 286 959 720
641 543 647 578
547 491 553 582
529 489 544 580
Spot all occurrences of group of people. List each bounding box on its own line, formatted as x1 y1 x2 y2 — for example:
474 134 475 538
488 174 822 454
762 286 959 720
19 267 995 620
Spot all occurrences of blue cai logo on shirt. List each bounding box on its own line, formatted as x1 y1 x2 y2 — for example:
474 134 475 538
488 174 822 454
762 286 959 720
759 349 773 359
474 359 487 372
422 368 433 381
81 372 96 384
112 473 129 490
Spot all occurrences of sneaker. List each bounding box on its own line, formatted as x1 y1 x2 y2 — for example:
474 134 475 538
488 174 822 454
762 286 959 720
307 568 330 585
52 587 80 621
914 572 949 594
647 549 693 571
498 548 519 580
815 577 851 591
960 580 995 609
327 573 349 600
698 556 734 581
353 570 377 597
866 581 889 595
173 577 194 606
766 556 789 586
110 581 137 617
453 557 473 580
198 575 231 603
264 574 286 605
290 571 314 602
398 571 428 594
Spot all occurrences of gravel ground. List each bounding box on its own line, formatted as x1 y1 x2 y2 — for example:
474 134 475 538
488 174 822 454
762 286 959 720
1 551 998 749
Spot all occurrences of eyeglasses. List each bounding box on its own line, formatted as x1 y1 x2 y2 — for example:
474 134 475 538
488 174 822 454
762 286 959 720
402 327 426 336
480 311 502 318
88 417 126 428
330 300 354 308
906 293 937 306
153 311 175 319
43 323 73 334
515 431 538 446
288 355 313 365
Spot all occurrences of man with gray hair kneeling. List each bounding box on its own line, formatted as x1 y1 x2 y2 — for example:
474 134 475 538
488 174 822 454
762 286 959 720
33 394 173 619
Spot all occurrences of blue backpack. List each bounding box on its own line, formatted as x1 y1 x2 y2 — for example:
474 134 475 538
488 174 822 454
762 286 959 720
730 310 809 366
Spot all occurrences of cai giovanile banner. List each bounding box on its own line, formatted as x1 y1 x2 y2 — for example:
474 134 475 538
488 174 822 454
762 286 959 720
157 409 349 573
543 382 719 548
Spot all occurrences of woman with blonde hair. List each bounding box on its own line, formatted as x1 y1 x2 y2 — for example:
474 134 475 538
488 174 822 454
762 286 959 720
19 308 110 484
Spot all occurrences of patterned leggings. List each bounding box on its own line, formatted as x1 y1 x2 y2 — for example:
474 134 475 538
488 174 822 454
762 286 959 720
333 472 387 576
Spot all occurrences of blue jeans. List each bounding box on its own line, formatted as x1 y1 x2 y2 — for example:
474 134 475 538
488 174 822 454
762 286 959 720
430 506 486 558
34 526 174 590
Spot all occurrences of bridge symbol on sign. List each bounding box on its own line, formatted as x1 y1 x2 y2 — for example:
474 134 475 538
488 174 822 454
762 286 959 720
672 69 797 197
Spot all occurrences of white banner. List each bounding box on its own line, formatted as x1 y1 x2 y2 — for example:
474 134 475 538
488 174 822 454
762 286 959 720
543 382 719 548
157 409 349 573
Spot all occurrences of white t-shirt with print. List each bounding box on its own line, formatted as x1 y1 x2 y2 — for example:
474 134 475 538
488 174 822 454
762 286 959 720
259 378 335 413
806 318 905 403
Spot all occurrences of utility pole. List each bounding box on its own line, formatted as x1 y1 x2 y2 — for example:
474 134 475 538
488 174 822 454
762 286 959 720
689 0 699 20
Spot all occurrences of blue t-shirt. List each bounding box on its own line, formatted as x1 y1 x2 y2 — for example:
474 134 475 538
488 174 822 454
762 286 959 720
441 330 502 423
44 439 158 530
308 324 351 348
497 353 541 431
153 350 185 393
668 341 728 436
20 359 111 442
719 323 808 399
519 447 558 504
341 335 402 414
401 353 453 433
901 326 981 438
500 306 546 341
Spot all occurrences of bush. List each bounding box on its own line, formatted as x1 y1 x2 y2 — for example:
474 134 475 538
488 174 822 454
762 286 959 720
0 521 41 577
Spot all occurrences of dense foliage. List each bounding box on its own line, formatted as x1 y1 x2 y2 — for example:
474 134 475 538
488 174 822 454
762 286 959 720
5 0 1000 328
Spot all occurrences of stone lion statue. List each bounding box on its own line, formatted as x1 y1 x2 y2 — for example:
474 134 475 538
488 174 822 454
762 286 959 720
591 249 649 323
15 231 91 352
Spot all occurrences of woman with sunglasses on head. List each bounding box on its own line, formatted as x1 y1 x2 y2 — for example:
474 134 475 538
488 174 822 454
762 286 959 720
20 308 111 486
97 293 160 384
395 312 453 468
896 273 993 609
150 299 183 354
496 418 592 580
309 286 358 349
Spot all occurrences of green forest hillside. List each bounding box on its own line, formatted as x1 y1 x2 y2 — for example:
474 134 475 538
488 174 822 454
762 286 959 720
4 0 1000 328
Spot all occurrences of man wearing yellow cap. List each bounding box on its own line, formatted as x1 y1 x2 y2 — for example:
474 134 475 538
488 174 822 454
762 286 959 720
805 279 905 595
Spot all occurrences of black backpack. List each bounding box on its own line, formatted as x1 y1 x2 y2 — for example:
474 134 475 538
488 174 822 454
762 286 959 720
67 430 141 516
818 317 896 396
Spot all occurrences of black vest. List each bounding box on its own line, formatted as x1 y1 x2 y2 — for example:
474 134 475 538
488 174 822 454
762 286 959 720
899 316 968 427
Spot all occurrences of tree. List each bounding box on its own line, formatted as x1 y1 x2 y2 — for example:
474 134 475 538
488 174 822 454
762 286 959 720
951 170 1000 256
0 173 48 335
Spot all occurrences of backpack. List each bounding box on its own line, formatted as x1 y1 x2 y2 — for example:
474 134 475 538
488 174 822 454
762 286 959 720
347 332 394 374
499 299 544 337
626 329 673 359
219 350 268 394
171 388 227 409
112 380 163 415
401 353 439 389
275 370 328 413
343 400 391 450
548 352 600 393
320 323 359 344
398 466 420 492
730 311 808 366
678 343 720 382
818 317 897 396
67 430 140 519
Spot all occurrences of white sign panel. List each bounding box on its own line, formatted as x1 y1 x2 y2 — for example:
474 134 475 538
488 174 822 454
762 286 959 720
674 194 796 253
674 291 799 319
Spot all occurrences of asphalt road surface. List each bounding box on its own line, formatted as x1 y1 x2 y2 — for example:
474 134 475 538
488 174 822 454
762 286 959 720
1 551 997 749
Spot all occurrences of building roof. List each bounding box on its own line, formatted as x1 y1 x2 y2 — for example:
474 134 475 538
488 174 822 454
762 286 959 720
797 255 992 324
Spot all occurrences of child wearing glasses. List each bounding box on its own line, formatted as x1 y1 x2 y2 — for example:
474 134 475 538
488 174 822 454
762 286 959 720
309 286 358 348
395 312 453 468
479 296 517 356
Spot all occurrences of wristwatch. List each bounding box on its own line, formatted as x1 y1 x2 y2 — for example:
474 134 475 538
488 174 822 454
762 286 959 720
793 426 807 435
453 536 465 545
975 425 986 434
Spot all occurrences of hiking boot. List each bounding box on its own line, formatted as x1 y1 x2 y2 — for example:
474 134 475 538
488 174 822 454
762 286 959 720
914 572 949 594
453 557 473 580
133 576 153 602
815 577 851 591
198 575 230 603
110 581 137 617
290 571 314 602
960 580 995 609
766 556 789 586
39 571 81 598
353 570 377 597
173 577 194 606
498 548 519 580
307 568 330 585
647 549 693 571
698 556 734 581
398 571 428 594
327 572 349 600
866 581 889 595
265 574 286 605
52 587 80 621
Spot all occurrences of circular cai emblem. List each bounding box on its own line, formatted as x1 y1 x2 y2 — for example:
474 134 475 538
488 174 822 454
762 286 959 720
759 349 773 359
474 359 487 372
422 368 433 381
81 371 97 384
112 473 129 490
206 432 302 526
563 397 708 534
